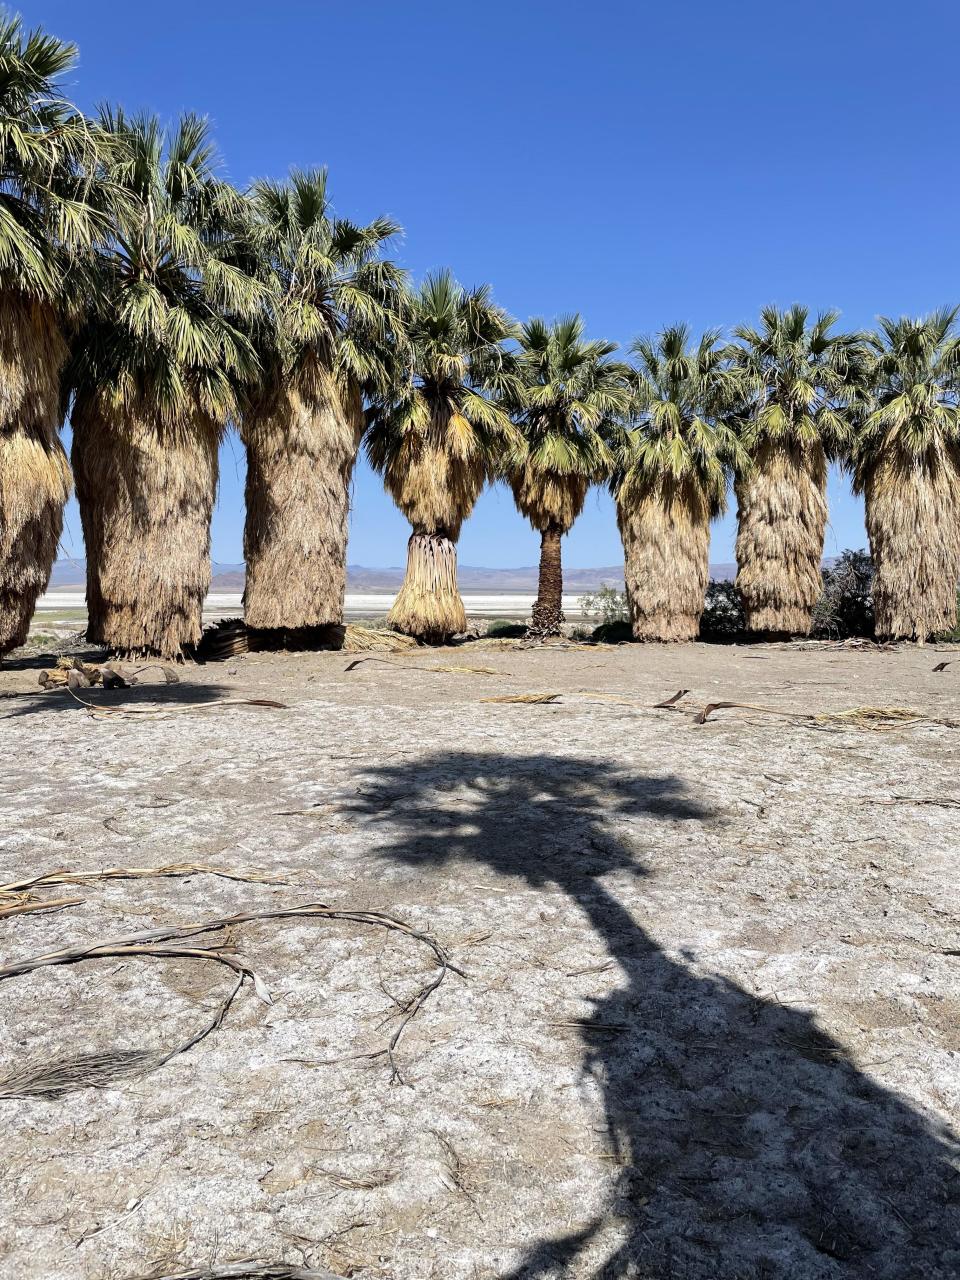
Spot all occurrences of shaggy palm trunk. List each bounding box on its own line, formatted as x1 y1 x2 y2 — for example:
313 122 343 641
72 404 218 658
0 298 70 655
864 450 960 641
735 441 827 637
243 377 362 635
617 479 710 641
388 528 466 643
529 522 564 637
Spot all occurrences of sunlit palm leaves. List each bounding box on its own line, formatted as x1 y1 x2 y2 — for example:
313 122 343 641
243 167 407 406
365 269 519 536
729 305 868 455
613 325 741 512
851 309 960 639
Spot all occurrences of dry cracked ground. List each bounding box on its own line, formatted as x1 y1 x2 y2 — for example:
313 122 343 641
0 639 959 1280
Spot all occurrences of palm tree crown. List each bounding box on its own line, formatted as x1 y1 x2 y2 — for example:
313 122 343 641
67 107 260 425
365 269 519 539
729 305 867 455
243 167 406 408
613 325 741 511
503 315 630 530
0 13 113 303
851 308 960 483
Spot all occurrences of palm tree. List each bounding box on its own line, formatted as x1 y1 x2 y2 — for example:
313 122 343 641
239 170 406 638
851 309 960 641
67 109 260 658
612 326 740 641
365 271 518 642
0 15 112 655
501 316 629 636
728 306 867 637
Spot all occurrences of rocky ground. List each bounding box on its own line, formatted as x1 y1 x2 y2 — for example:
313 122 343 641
0 637 959 1279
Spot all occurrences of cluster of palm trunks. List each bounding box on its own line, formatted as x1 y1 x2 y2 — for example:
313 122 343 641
1 16 959 661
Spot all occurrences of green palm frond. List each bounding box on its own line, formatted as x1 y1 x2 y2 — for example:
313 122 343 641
851 309 960 488
65 109 262 428
0 13 121 304
365 270 520 529
240 167 406 408
500 313 631 529
612 324 742 517
727 304 869 457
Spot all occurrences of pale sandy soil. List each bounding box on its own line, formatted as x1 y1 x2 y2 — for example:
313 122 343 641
0 639 959 1279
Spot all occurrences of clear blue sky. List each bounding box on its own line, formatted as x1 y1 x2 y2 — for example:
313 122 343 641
34 0 960 568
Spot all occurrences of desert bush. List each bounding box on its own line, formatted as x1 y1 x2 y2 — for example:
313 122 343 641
699 580 745 641
579 584 629 626
811 549 875 638
485 618 528 638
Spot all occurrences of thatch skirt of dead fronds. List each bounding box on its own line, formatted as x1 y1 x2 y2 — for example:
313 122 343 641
0 297 70 656
71 400 219 659
243 377 362 631
864 446 960 641
735 440 827 637
617 478 710 642
388 530 467 643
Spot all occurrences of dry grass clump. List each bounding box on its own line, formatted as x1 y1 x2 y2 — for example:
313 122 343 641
243 378 362 630
72 403 219 658
618 479 710 641
735 441 828 636
864 449 960 640
0 300 71 655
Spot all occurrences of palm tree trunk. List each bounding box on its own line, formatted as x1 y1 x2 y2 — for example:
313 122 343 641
617 479 710 641
735 440 827 638
529 522 564 637
243 377 362 637
0 298 70 655
71 402 218 658
864 449 960 641
387 528 466 643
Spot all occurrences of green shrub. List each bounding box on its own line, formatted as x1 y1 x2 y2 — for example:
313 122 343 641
592 619 634 643
485 618 528 638
579 584 629 626
699 580 745 641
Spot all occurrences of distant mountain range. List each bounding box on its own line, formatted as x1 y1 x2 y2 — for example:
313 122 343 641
48 558 739 592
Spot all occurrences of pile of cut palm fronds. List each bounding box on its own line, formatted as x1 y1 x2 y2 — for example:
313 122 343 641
38 656 130 690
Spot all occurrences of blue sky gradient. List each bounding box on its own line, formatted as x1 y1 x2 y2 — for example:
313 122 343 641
33 0 960 567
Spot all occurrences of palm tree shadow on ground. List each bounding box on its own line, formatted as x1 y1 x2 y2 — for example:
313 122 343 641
347 751 960 1279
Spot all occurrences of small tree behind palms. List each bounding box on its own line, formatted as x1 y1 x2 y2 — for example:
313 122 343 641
851 309 960 640
728 305 867 637
68 109 260 657
501 316 630 637
366 271 518 642
0 15 113 653
240 169 406 638
612 326 740 641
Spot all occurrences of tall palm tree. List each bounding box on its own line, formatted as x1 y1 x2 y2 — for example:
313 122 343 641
501 316 629 636
0 15 112 655
612 326 740 641
67 109 260 658
239 170 406 638
851 309 960 641
366 271 518 643
728 306 867 637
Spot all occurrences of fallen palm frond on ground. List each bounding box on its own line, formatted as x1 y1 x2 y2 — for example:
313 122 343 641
652 689 958 731
124 1262 341 1279
0 862 289 905
865 794 960 809
66 690 288 719
193 619 417 661
481 692 561 704
345 655 506 676
0 901 457 1095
